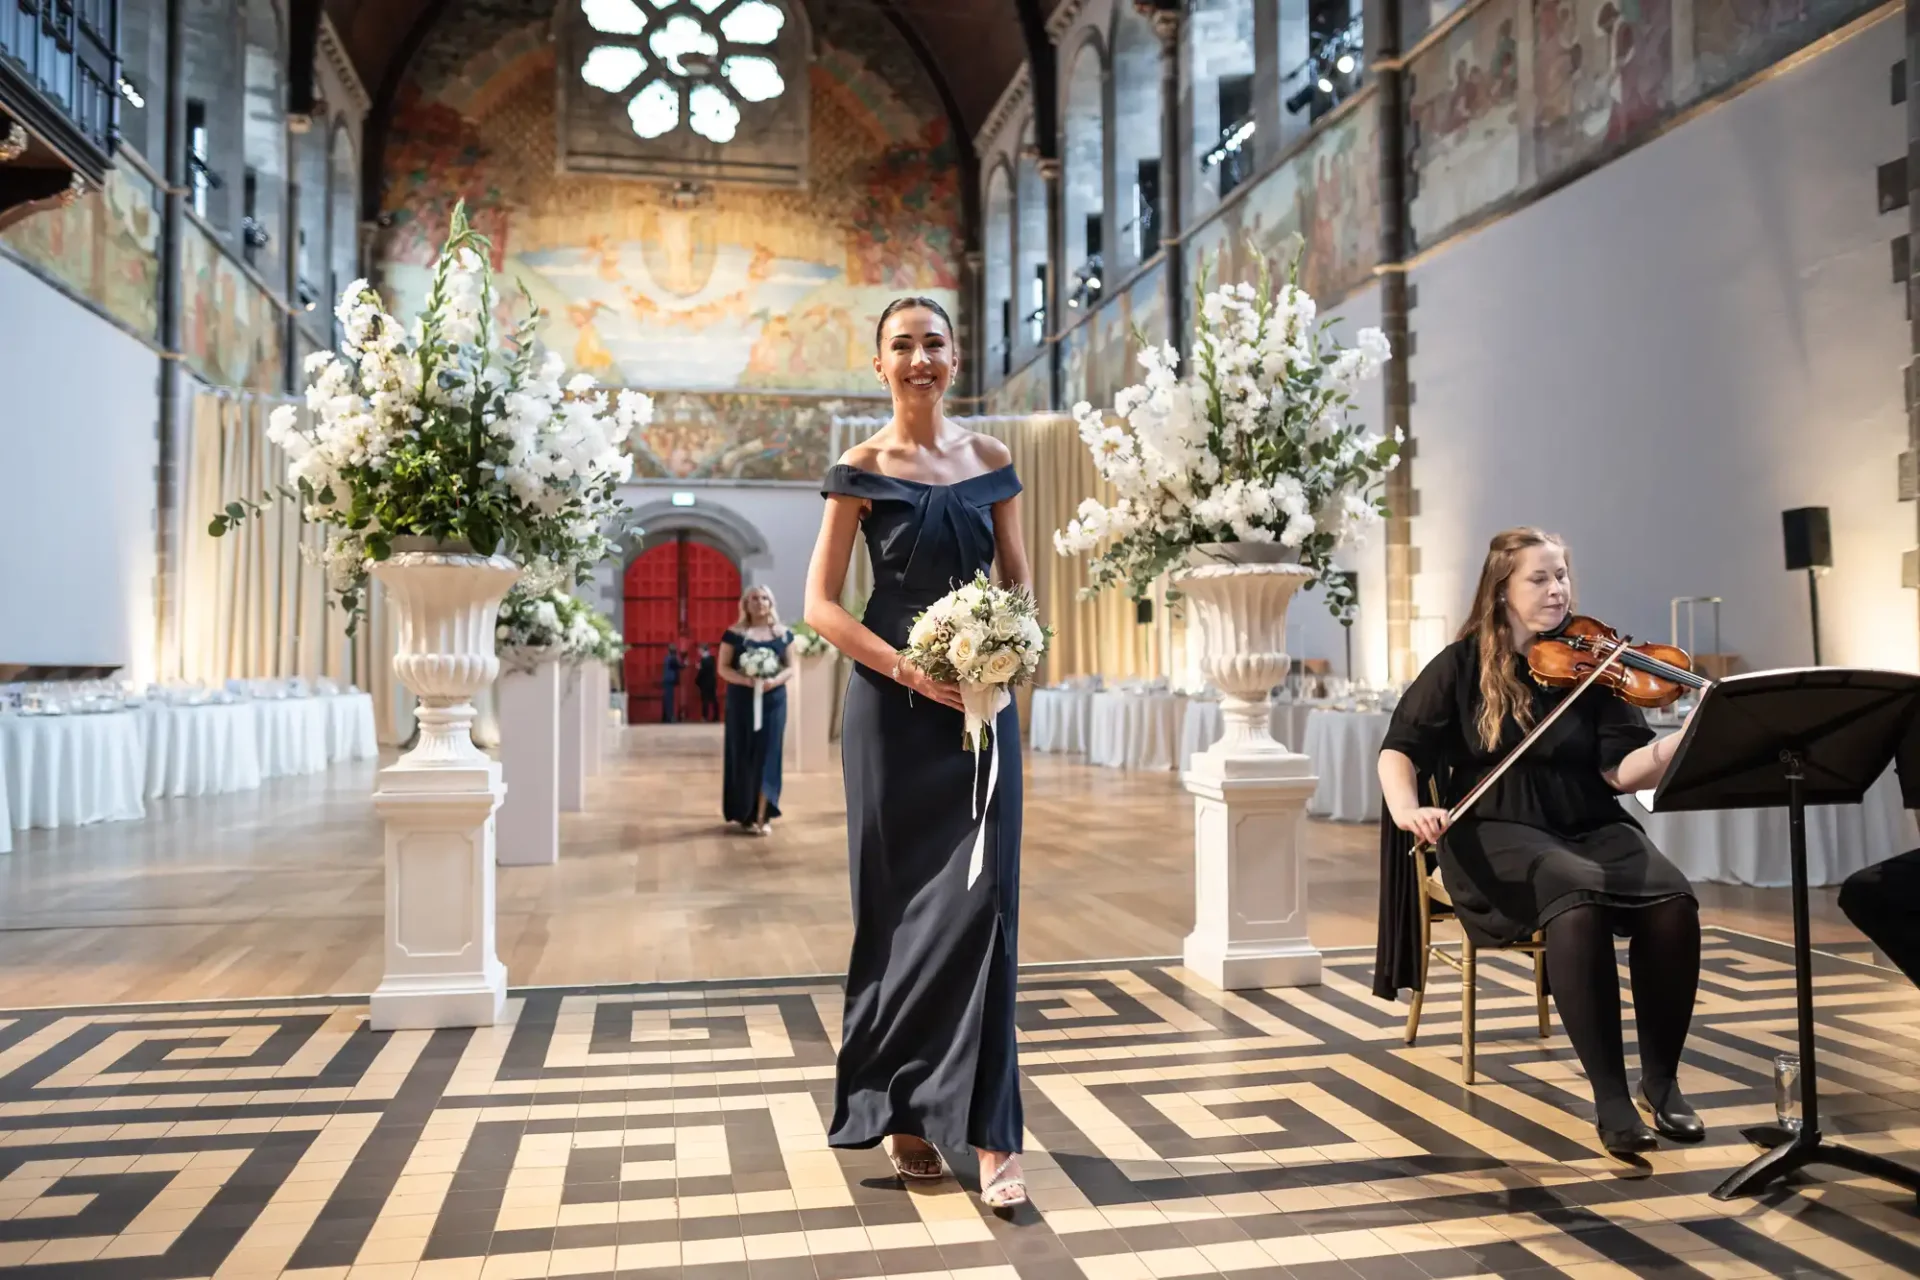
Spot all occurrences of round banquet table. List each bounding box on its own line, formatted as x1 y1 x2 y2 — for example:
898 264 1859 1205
1089 691 1186 770
254 698 330 778
0 710 147 831
1030 687 1095 755
1302 708 1393 822
324 692 379 763
1624 765 1919 887
139 702 263 798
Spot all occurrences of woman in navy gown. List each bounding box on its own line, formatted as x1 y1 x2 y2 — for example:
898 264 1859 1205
718 585 792 836
803 297 1033 1209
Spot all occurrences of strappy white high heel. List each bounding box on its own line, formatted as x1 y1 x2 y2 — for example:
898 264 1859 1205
884 1136 945 1181
978 1153 1027 1209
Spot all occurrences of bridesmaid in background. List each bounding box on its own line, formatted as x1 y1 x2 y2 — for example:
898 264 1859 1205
718 586 792 836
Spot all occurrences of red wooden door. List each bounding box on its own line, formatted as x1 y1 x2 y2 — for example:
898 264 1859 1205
622 536 741 722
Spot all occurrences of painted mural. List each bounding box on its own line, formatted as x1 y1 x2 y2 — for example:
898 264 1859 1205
1184 96 1382 306
1407 0 1882 248
986 352 1055 416
181 220 285 392
372 0 963 412
629 391 884 481
1406 0 1525 248
0 163 161 340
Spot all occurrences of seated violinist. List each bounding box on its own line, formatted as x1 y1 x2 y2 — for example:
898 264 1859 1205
1376 528 1704 1158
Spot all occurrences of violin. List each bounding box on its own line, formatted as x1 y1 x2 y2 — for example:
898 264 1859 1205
1528 615 1712 710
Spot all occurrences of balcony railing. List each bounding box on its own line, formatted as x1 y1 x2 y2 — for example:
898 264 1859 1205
0 0 119 179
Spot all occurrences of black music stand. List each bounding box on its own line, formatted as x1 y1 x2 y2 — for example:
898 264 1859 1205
1645 668 1920 1201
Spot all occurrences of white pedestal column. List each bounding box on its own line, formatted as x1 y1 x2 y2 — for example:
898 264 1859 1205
368 540 519 1031
787 652 835 773
496 659 561 867
1174 554 1324 991
583 663 607 776
559 663 586 812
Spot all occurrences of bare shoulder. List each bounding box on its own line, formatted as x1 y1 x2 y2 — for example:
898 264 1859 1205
967 433 1013 471
836 438 885 472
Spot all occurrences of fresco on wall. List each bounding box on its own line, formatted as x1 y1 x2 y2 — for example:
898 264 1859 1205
1060 320 1092 410
1406 0 1524 248
1408 0 1880 248
987 354 1054 415
0 164 161 339
1533 0 1675 182
373 0 962 402
1185 99 1382 305
628 392 883 481
181 221 285 392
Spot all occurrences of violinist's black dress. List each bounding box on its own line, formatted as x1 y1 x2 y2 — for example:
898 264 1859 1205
1382 637 1694 945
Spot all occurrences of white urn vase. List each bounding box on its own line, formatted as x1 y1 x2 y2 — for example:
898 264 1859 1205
1171 541 1322 991
375 539 521 767
366 537 520 1031
1176 543 1316 764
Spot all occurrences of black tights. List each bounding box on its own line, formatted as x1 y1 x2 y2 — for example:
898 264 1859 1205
1543 897 1700 1130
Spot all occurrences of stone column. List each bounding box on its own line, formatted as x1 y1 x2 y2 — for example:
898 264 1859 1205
1040 155 1065 408
1143 1 1187 358
1365 0 1418 681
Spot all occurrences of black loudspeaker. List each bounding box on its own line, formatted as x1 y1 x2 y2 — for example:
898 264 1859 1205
1135 598 1153 625
1782 507 1832 572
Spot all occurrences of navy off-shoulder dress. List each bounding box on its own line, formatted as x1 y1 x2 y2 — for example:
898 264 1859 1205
820 462 1026 1157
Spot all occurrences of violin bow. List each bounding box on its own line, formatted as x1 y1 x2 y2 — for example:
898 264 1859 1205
1414 632 1633 855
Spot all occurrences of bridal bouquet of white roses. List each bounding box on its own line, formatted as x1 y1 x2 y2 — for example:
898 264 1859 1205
1054 250 1399 620
737 645 783 731
902 573 1051 888
211 202 649 629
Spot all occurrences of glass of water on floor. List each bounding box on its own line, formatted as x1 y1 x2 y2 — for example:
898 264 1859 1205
1775 1053 1803 1131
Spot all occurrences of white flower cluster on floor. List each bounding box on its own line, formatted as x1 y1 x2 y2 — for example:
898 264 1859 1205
1053 253 1401 619
212 203 650 628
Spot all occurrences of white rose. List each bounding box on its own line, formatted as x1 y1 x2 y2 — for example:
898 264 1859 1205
981 647 1023 685
908 612 941 649
1019 615 1045 651
947 628 983 673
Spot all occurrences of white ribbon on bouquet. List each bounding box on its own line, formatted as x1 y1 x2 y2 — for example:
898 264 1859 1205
962 683 1012 889
752 680 765 731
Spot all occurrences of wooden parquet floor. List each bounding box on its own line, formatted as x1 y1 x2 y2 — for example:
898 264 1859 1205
0 726 1873 1008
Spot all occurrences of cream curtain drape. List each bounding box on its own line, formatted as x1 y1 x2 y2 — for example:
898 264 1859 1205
175 389 412 744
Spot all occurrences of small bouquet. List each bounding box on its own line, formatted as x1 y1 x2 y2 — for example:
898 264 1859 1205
738 645 783 730
790 622 835 660
903 573 1051 888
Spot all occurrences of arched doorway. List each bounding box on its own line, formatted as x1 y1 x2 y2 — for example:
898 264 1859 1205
623 535 742 723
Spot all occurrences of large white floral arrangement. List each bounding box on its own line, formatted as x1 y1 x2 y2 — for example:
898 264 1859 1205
1053 254 1400 619
581 610 625 665
210 203 650 626
496 586 580 655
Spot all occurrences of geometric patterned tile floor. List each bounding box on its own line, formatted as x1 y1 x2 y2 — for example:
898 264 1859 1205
3 930 1919 1280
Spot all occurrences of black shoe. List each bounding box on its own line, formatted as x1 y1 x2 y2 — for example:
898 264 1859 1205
1597 1117 1660 1158
1639 1080 1706 1143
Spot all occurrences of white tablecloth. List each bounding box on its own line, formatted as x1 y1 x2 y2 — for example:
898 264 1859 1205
1089 691 1186 770
0 732 11 851
1303 709 1392 823
324 692 379 763
254 699 330 778
1031 687 1096 754
139 702 263 798
0 711 147 830
1179 698 1347 772
1624 766 1919 887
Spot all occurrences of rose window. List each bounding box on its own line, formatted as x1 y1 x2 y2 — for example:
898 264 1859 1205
577 0 789 145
